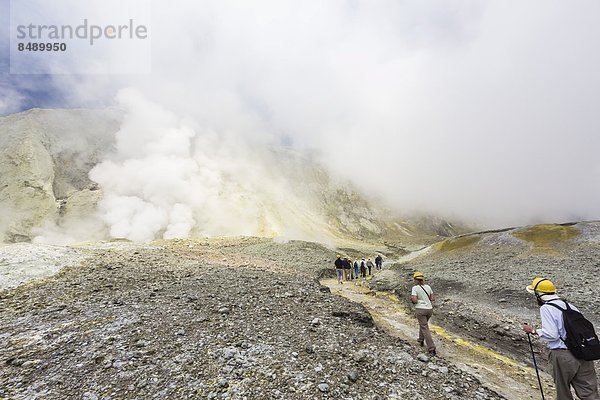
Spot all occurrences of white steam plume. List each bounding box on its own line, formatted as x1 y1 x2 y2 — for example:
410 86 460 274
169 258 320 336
88 89 340 243
22 0 600 229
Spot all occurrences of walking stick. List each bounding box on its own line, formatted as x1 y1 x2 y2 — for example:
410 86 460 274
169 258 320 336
527 332 545 400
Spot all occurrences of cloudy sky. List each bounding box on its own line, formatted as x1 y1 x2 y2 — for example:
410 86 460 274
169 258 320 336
2 0 600 230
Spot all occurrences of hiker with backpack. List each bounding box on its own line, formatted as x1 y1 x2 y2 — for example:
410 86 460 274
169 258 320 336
375 255 383 270
342 257 352 281
522 277 600 400
366 259 374 275
360 258 367 278
411 271 436 356
352 259 359 280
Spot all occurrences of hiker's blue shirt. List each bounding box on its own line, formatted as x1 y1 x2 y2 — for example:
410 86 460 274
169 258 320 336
538 296 575 350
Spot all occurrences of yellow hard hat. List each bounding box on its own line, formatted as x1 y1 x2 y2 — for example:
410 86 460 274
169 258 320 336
413 271 425 280
526 277 556 294
336 255 341 258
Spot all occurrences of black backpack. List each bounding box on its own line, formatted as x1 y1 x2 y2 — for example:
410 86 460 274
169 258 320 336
545 301 600 361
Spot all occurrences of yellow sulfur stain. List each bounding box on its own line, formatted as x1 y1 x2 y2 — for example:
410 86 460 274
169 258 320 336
375 289 530 372
434 235 480 252
512 224 579 251
430 324 530 373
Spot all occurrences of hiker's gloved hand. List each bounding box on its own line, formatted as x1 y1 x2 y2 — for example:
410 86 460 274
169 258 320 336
522 324 536 334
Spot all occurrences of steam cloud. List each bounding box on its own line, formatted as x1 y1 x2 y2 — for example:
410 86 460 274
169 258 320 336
13 1 600 234
86 89 341 243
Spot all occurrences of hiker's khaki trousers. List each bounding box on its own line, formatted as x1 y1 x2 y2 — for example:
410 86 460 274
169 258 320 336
549 349 599 400
415 308 435 352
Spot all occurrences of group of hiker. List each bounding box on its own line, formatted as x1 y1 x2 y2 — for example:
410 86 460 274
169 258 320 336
334 254 383 284
335 257 600 399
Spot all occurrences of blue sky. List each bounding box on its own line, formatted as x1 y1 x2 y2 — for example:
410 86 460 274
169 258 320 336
0 0 106 115
0 0 63 117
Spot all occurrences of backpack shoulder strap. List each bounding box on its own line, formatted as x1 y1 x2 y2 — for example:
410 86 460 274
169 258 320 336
419 284 431 301
544 301 566 312
542 301 568 344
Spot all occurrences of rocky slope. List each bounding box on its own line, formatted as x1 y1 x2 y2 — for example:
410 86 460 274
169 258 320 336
0 108 121 243
0 238 503 400
0 108 461 247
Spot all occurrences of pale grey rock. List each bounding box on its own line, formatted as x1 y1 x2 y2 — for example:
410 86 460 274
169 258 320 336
0 128 57 242
317 383 329 393
369 269 402 291
353 349 369 362
61 188 103 220
347 371 358 382
0 108 121 242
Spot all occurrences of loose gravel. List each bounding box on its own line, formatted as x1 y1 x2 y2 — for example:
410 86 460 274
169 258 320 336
1 237 504 399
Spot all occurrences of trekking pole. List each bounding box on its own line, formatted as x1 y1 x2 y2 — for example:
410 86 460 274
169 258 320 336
527 332 545 400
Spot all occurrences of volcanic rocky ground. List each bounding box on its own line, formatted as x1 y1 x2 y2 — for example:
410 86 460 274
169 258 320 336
1 237 503 400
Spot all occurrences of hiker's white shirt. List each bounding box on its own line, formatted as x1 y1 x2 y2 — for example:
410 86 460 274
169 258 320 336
411 284 433 310
538 296 577 350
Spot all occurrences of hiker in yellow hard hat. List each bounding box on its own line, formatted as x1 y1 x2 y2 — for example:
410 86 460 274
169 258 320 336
413 271 425 280
523 277 599 399
526 277 556 296
411 271 436 355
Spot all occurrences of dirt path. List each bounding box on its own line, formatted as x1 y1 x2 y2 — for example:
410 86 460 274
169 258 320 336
322 278 554 400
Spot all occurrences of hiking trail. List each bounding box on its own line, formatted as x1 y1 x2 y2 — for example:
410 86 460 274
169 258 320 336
321 277 554 400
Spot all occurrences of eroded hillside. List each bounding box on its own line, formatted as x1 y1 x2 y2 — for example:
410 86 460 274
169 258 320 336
0 108 462 247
